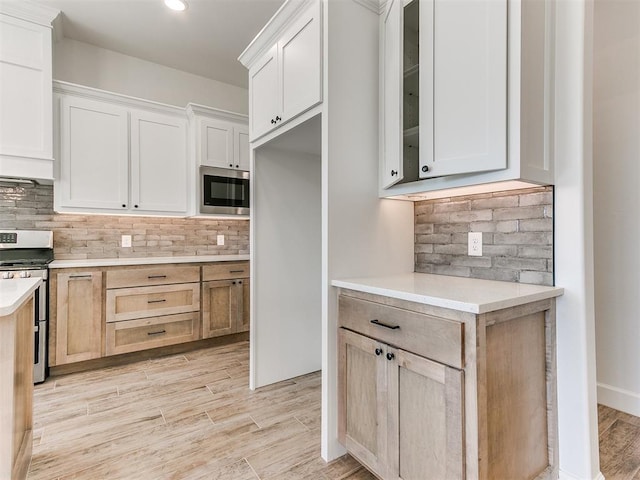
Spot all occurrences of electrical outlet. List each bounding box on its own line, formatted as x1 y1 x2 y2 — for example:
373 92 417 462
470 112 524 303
217 234 225 246
121 235 132 248
468 232 482 257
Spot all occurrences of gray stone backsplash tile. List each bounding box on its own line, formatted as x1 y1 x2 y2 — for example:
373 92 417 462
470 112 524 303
414 186 554 286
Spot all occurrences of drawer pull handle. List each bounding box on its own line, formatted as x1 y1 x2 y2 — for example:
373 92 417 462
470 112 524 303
370 319 400 330
69 274 92 279
229 270 245 274
148 275 167 279
148 299 167 304
147 330 166 336
375 348 383 356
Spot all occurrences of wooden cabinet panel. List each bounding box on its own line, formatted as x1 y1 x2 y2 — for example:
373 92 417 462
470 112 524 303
106 266 200 289
238 278 250 333
202 280 237 338
55 272 102 365
202 262 250 281
338 329 387 477
105 312 199 356
338 295 464 369
106 283 200 323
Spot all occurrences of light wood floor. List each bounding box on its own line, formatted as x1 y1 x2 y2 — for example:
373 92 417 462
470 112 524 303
599 404 640 479
28 341 375 480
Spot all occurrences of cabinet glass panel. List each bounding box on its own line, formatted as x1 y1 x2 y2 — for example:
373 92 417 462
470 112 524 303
403 0 420 183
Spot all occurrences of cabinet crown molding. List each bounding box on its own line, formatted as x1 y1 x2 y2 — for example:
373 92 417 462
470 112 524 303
53 80 187 117
238 0 315 69
0 0 59 26
186 103 248 123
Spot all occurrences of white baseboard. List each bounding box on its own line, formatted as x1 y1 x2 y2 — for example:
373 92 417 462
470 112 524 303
598 382 640 417
559 469 605 480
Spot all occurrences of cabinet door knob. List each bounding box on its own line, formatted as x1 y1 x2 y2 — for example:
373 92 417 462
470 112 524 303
375 348 383 356
276 116 281 122
230 164 233 167
235 165 239 168
422 165 429 173
232 281 236 285
386 352 395 361
134 205 139 208
238 281 242 285
271 119 276 124
390 170 398 176
122 204 126 208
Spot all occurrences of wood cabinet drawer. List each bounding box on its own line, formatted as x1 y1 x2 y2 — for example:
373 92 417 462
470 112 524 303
106 266 200 289
338 295 464 369
106 283 200 323
105 312 199 356
202 262 249 281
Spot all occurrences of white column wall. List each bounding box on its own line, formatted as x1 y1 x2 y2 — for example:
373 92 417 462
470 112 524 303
554 0 602 479
593 0 640 418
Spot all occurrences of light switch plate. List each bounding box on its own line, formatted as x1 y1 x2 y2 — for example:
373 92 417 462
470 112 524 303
121 235 132 248
468 232 482 256
217 234 225 246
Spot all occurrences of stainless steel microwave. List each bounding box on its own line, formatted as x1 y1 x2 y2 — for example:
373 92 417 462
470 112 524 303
200 166 250 215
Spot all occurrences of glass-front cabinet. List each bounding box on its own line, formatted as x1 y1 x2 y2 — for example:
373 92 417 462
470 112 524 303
381 0 509 190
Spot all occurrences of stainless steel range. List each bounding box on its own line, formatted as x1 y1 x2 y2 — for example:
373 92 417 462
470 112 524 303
0 230 53 383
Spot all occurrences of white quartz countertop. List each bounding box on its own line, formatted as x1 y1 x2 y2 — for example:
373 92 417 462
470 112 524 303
332 273 564 314
0 277 42 317
49 254 250 269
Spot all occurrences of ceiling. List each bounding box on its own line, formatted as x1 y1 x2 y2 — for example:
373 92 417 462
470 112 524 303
33 0 286 89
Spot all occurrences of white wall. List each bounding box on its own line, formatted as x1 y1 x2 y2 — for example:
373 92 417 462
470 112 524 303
554 0 602 479
593 1 640 416
53 38 248 113
251 127 323 388
321 0 415 462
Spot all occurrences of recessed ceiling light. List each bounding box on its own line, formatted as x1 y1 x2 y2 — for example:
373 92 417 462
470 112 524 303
164 0 188 11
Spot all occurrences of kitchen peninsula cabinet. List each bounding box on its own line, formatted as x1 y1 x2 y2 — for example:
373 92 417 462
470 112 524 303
381 0 556 198
0 281 39 480
334 274 563 480
202 262 250 338
51 271 103 366
54 82 188 216
244 0 322 140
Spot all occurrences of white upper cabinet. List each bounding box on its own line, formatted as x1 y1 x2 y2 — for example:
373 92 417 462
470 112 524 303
381 0 555 198
55 82 189 216
58 95 128 210
0 3 59 181
130 110 187 213
241 0 322 142
187 104 249 171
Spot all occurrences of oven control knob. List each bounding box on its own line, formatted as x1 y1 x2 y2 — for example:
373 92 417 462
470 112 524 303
2 272 14 279
19 271 31 278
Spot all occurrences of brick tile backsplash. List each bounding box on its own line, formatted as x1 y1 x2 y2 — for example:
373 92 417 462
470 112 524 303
414 186 554 286
0 184 249 259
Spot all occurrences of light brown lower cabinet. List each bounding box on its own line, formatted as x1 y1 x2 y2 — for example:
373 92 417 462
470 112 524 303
338 291 558 480
52 271 103 365
202 278 249 338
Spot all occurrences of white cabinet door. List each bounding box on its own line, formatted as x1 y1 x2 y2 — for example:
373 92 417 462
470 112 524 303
130 110 187 214
234 126 250 171
423 0 507 178
381 0 403 189
200 118 234 169
0 14 53 175
279 0 322 122
249 44 279 140
59 96 129 210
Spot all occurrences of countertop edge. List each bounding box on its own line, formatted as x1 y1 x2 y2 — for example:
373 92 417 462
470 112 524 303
49 255 250 269
0 278 42 317
332 275 564 314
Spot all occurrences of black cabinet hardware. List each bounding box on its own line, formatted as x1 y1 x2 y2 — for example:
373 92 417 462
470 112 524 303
386 352 395 361
147 299 166 304
375 348 383 356
370 319 400 330
147 330 166 336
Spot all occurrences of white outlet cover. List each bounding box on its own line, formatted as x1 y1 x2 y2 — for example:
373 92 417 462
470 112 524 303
468 232 482 257
217 234 225 246
121 235 132 248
